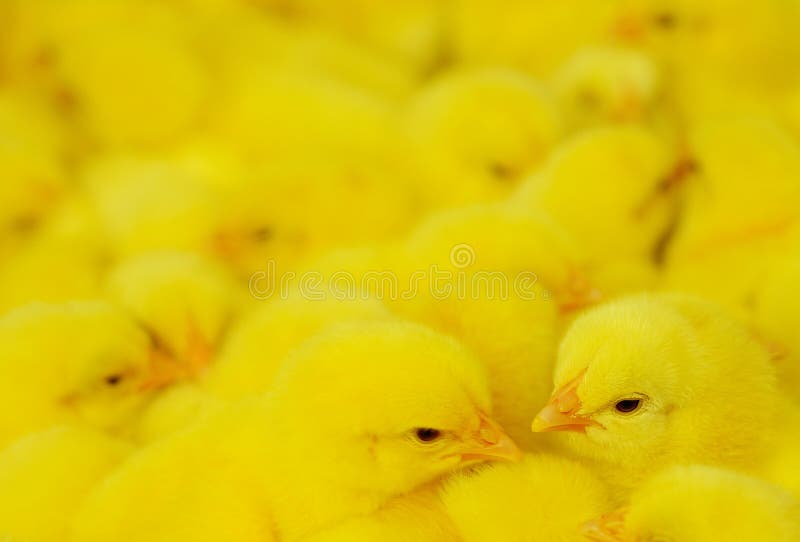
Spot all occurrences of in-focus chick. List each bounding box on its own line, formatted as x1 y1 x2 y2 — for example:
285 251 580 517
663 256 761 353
583 465 800 542
105 251 243 378
205 294 394 399
74 322 521 542
0 301 180 448
513 126 680 275
391 203 597 448
531 294 782 497
552 46 664 132
443 453 610 542
0 425 132 541
405 68 561 208
304 483 458 542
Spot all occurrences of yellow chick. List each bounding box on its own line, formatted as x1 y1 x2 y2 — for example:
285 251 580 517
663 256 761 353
0 425 132 541
211 70 401 168
53 1 209 148
663 117 800 310
133 383 224 445
750 249 800 401
531 294 781 497
0 301 181 448
254 0 443 74
105 251 244 378
0 90 68 259
201 10 416 103
583 465 800 542
613 0 800 118
0 194 108 315
451 0 624 78
83 153 224 260
73 321 521 541
552 46 665 132
204 294 394 399
211 160 418 276
513 126 680 270
443 453 611 542
304 483 458 542
405 68 561 208
391 202 597 448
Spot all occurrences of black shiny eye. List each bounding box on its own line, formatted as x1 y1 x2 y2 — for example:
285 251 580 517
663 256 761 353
104 374 123 386
615 399 642 413
414 428 442 442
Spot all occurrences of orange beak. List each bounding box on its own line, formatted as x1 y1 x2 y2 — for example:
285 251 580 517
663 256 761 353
581 508 628 542
184 323 214 378
612 12 644 42
454 412 523 463
560 272 603 315
532 369 599 433
139 347 184 392
612 88 644 122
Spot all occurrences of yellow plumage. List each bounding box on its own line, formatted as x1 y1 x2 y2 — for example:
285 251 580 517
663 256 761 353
443 453 610 541
584 465 800 542
73 321 520 541
0 425 131 541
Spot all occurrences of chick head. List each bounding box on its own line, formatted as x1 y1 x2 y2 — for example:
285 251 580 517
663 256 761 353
0 92 68 255
405 68 561 207
106 251 242 379
515 126 680 262
0 302 185 442
554 46 661 130
583 465 800 542
271 321 522 496
532 294 778 481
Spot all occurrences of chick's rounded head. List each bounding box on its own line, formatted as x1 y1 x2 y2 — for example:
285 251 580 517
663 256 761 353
585 465 800 542
271 321 521 494
0 301 181 445
533 294 779 487
405 68 561 207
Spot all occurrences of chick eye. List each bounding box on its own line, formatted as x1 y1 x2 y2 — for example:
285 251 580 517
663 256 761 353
414 428 442 443
250 226 274 243
652 12 677 30
615 399 642 414
104 374 124 387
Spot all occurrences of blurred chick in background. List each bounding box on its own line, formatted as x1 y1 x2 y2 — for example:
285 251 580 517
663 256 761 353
0 425 132 542
405 68 561 208
0 91 68 260
552 46 664 132
513 125 682 295
74 322 521 542
0 302 181 449
105 251 243 377
663 116 800 311
583 465 800 542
